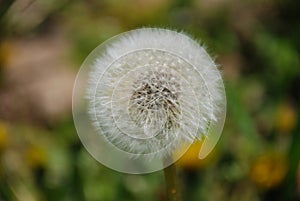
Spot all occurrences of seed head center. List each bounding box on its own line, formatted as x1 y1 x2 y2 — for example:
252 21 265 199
128 69 181 136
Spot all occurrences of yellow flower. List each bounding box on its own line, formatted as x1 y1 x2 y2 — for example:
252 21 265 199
276 102 297 134
0 121 9 152
26 145 47 169
0 41 12 67
250 152 288 189
175 140 217 169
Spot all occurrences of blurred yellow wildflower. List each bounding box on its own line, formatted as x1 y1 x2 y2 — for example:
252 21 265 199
250 152 288 189
0 41 12 67
0 121 9 152
174 140 217 169
276 102 297 134
26 145 47 169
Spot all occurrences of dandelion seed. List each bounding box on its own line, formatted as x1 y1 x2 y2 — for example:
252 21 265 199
72 28 226 174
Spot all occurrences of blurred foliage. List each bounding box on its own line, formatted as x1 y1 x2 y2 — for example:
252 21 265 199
0 0 300 201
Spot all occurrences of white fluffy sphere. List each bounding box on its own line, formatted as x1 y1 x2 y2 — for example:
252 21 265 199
73 28 226 173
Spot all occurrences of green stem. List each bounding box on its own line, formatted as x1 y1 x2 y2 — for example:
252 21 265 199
163 160 181 201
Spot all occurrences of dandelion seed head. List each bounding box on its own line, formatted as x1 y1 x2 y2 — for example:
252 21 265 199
73 28 226 173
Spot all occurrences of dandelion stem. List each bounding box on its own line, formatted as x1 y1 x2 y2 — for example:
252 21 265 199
163 159 181 201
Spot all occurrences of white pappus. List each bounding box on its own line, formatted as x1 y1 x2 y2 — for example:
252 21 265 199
73 28 226 174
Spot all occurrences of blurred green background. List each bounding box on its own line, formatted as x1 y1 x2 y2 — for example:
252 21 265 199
0 0 299 201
